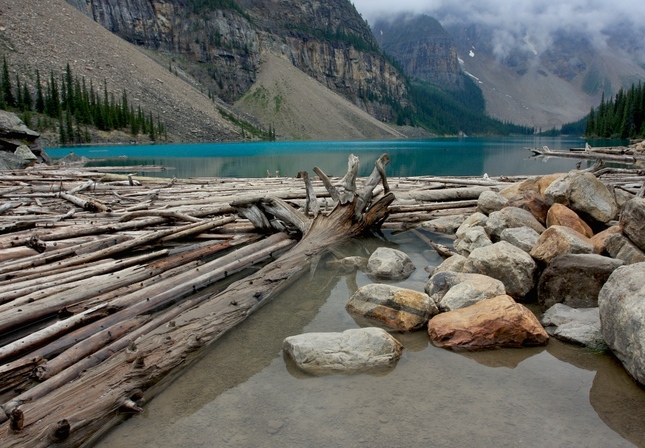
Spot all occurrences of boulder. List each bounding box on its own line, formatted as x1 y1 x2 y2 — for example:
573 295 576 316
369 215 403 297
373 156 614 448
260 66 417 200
537 253 624 311
283 327 404 375
590 225 622 254
543 171 618 223
346 284 438 331
498 173 564 199
605 233 645 264
454 226 492 256
455 212 488 238
428 254 467 276
500 226 540 253
477 190 508 215
0 110 48 164
546 203 593 237
598 263 645 386
614 187 635 209
620 197 645 252
530 225 595 264
505 191 550 225
425 271 506 312
14 144 38 163
363 247 415 281
421 214 467 234
427 295 549 349
0 150 29 170
464 241 538 299
485 207 546 241
541 304 606 351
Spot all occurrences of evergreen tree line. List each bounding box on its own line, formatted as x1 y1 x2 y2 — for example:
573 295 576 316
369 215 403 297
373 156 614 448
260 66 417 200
0 57 167 145
585 82 645 139
395 79 535 136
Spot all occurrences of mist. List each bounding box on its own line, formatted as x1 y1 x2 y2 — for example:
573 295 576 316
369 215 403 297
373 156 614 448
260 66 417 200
353 0 645 59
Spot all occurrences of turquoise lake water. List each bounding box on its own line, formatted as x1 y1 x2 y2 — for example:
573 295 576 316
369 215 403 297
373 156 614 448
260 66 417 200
46 136 622 179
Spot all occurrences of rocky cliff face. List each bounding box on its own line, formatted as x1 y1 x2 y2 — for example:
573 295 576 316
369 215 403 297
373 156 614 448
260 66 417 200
373 15 463 90
66 0 407 120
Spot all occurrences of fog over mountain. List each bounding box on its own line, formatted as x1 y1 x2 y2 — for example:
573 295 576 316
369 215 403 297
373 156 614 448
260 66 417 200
354 0 645 61
355 0 645 129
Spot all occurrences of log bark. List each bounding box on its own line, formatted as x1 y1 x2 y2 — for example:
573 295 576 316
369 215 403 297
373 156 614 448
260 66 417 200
0 154 395 447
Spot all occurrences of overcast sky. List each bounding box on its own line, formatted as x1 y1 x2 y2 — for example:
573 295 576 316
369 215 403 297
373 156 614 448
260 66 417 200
352 0 645 58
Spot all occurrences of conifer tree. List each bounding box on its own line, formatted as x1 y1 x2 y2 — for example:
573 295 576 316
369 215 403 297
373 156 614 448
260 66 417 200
2 56 15 108
35 70 45 113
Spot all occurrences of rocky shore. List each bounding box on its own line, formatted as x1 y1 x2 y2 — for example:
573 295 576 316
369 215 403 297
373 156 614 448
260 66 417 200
285 155 645 389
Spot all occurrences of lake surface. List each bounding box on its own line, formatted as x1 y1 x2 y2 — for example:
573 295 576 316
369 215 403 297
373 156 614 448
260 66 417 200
46 136 622 179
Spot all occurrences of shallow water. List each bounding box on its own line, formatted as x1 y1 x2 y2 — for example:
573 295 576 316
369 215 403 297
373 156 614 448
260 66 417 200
96 230 645 448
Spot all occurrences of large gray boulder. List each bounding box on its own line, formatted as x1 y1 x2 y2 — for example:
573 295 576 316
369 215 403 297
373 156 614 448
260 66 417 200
464 241 538 299
346 284 438 331
485 207 546 241
541 303 607 351
477 190 508 215
500 226 540 253
363 247 416 281
427 253 467 276
537 253 624 311
455 212 488 238
425 271 506 312
0 110 48 165
544 171 618 223
605 233 645 264
620 197 645 252
454 226 492 256
598 263 645 386
421 214 467 234
283 327 404 374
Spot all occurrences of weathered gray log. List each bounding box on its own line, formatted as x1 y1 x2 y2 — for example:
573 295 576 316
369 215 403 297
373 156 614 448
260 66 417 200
409 186 490 202
0 154 394 447
0 305 109 363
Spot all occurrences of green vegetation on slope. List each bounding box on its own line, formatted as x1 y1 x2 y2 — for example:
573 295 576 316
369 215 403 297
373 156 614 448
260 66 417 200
585 82 645 139
0 57 166 144
394 75 534 136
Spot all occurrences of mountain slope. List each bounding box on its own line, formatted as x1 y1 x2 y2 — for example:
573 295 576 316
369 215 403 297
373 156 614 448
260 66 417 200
235 54 404 140
65 0 409 124
0 0 245 143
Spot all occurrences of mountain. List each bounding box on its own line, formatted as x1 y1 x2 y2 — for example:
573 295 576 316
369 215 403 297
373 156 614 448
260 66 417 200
235 54 405 140
64 0 408 124
445 24 645 130
372 15 464 90
1 0 408 144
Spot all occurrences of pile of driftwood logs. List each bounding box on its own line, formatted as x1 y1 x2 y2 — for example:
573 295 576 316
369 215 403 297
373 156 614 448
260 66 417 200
0 154 642 447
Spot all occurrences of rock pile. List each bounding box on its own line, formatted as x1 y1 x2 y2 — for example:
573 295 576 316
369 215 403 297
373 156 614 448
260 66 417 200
0 110 50 169
283 169 645 387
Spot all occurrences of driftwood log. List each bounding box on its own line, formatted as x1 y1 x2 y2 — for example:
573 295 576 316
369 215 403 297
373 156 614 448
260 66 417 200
0 152 641 447
0 154 394 447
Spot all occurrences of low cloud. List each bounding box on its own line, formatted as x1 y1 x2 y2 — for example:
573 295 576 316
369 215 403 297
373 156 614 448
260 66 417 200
354 0 645 58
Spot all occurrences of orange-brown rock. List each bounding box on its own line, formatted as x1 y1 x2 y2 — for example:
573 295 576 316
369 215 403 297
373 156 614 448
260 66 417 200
590 225 622 254
499 173 564 199
546 203 594 238
427 295 549 349
530 225 595 264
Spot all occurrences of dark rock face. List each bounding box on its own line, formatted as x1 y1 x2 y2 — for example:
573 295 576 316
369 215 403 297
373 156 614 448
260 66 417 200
537 253 624 311
373 14 464 90
66 0 408 118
